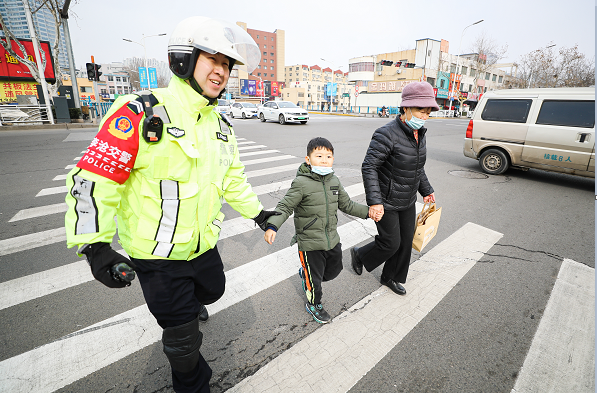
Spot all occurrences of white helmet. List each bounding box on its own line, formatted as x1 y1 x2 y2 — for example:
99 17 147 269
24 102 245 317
168 16 260 79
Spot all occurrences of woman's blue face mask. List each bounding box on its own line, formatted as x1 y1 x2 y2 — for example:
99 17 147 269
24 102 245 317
406 108 426 130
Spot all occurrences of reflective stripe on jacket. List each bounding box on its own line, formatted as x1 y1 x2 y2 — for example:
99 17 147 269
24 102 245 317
65 76 263 260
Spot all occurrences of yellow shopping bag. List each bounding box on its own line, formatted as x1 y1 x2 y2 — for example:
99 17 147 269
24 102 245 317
412 202 442 252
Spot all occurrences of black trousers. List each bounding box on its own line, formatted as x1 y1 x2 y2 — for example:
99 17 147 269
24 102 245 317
358 205 417 284
298 242 343 305
132 246 226 393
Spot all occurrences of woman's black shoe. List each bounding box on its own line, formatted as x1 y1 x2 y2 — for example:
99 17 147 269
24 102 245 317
351 247 363 275
198 304 209 321
380 277 406 295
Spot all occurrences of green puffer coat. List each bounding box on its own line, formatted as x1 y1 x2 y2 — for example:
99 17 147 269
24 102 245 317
267 163 369 251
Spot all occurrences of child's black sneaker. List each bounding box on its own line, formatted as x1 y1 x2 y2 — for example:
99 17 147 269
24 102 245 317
305 302 331 324
298 267 307 292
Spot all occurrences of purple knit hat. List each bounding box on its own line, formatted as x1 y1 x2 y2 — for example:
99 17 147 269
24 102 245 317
400 82 439 111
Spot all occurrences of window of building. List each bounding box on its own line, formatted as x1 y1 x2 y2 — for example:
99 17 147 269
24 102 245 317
536 100 595 128
101 89 107 94
298 92 304 97
271 37 274 41
264 36 267 40
290 78 292 82
349 62 374 72
427 77 436 87
271 66 274 70
116 77 121 82
484 87 487 92
461 66 468 75
492 74 497 82
270 59 274 63
258 65 261 69
258 72 261 76
80 86 92 93
440 80 445 89
271 74 274 77
263 51 267 56
481 99 532 123
109 87 115 94
108 76 113 81
263 59 267 63
270 53 274 56
498 76 503 83
256 35 259 38
485 72 490 80
271 45 274 49
450 64 456 73
470 69 477 77
468 84 473 92
263 44 266 49
287 93 290 97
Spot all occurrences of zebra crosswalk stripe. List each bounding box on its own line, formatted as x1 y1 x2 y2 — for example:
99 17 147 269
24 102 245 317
227 222 504 393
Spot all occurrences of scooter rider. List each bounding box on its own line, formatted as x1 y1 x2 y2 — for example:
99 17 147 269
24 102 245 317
65 16 278 392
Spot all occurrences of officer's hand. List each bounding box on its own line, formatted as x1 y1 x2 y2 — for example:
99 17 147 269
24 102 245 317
253 210 282 231
264 229 277 245
81 243 132 288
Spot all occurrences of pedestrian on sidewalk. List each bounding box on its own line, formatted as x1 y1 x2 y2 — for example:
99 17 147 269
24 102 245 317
64 16 279 393
351 82 438 295
263 137 376 324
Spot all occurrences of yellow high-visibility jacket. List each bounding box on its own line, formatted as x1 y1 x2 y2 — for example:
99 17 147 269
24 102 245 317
65 76 263 260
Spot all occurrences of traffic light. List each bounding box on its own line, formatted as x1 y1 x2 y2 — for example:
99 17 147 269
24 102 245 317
94 64 102 81
395 61 402 67
86 63 95 81
380 60 393 66
405 63 416 68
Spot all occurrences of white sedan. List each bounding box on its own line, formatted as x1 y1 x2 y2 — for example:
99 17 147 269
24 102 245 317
258 101 309 125
230 102 258 119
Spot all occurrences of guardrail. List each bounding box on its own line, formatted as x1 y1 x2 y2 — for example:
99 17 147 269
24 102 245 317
0 105 51 125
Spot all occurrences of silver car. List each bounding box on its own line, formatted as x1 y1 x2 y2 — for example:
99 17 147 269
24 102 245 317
215 99 231 115
230 102 258 119
258 101 309 125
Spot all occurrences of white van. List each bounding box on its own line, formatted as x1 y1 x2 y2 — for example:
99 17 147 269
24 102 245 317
463 87 595 178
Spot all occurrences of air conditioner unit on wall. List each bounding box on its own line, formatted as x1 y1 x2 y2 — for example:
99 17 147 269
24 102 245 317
378 72 382 76
396 69 401 74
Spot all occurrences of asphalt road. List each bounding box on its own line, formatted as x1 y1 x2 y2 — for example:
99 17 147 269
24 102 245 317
0 114 593 393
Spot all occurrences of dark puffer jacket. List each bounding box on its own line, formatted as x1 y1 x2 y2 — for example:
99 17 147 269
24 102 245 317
267 163 369 251
362 117 434 210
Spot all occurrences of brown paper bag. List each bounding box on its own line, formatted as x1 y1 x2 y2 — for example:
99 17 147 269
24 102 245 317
412 202 442 252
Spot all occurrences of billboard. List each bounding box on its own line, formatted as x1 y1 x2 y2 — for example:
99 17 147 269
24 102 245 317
247 80 256 96
0 39 56 83
271 81 279 96
240 79 249 95
0 81 39 103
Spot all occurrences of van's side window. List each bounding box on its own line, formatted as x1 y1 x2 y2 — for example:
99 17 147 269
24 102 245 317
481 99 532 123
536 100 595 128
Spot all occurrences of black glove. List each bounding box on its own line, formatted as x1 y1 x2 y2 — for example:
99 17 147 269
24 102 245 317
80 243 134 288
253 210 282 231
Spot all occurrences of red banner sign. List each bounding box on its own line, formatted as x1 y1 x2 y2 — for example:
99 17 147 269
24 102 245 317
0 39 56 83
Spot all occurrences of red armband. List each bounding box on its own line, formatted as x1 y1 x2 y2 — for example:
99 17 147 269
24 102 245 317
77 102 143 184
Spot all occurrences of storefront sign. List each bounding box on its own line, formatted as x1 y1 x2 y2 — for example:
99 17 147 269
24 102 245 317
368 80 413 92
0 81 39 102
0 39 56 82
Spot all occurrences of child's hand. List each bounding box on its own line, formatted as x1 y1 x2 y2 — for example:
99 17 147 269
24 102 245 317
264 229 276 244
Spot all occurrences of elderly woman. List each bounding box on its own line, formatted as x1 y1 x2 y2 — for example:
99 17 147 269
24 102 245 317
351 82 438 295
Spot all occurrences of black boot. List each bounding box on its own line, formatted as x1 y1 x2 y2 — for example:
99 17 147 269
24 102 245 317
351 246 363 275
198 304 209 322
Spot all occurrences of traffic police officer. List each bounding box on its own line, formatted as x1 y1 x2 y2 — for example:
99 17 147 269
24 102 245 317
65 17 277 392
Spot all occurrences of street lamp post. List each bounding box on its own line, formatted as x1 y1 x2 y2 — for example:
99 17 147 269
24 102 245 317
449 19 483 116
321 58 343 112
123 33 167 90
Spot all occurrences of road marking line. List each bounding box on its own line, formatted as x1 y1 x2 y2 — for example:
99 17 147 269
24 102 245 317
0 183 362 309
36 186 68 197
237 141 256 145
241 155 295 166
511 259 595 393
0 213 381 392
0 228 66 257
239 149 280 157
238 145 267 151
228 222 503 393
53 174 67 181
65 164 75 169
8 203 68 222
245 163 298 178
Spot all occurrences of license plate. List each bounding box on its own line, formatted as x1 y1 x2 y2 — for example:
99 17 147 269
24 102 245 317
297 117 306 120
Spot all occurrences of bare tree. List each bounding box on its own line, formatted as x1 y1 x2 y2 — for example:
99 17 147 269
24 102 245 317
518 44 595 88
468 33 508 95
0 0 69 96
123 57 171 91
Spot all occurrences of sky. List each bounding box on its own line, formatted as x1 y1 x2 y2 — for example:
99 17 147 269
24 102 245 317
67 0 595 72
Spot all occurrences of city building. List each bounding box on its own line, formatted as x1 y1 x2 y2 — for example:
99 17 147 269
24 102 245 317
229 22 285 101
281 64 352 110
348 38 508 112
0 0 69 69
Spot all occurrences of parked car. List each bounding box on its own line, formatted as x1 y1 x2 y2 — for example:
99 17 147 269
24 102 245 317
215 99 231 115
258 101 309 124
463 87 595 178
230 102 258 119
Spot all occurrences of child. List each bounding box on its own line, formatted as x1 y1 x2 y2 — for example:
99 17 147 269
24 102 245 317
264 137 373 324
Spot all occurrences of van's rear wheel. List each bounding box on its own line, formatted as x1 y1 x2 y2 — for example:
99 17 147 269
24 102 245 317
479 149 509 175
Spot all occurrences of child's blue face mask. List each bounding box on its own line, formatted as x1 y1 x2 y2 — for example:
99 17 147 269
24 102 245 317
311 166 334 176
